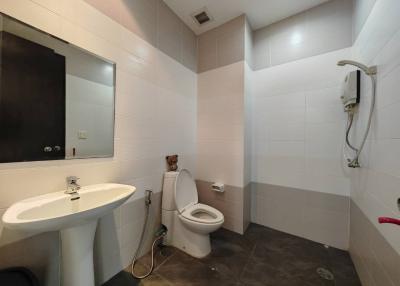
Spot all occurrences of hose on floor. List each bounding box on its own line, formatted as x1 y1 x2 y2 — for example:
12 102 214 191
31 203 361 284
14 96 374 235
130 190 167 279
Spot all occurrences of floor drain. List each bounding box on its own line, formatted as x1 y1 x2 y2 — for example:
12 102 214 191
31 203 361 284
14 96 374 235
316 267 334 281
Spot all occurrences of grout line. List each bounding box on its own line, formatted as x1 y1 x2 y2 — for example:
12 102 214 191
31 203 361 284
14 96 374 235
238 243 257 283
154 272 175 286
153 248 178 271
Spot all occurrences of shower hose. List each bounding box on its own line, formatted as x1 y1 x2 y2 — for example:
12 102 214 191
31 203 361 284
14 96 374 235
130 190 167 279
343 74 376 168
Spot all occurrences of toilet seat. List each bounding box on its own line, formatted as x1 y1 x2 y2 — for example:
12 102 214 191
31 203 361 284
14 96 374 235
162 169 225 258
181 203 224 224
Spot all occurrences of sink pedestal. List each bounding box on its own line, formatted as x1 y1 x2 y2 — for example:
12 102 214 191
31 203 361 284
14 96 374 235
60 220 98 286
2 183 136 286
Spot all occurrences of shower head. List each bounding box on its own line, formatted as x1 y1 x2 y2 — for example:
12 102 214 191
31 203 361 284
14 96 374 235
337 60 377 75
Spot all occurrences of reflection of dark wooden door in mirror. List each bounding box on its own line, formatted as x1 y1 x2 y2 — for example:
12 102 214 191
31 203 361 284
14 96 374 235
0 31 66 162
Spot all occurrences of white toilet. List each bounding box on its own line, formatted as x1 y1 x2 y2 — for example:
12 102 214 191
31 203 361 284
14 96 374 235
161 169 224 258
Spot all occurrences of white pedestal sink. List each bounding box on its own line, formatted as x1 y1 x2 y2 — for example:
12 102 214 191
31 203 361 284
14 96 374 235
2 183 136 286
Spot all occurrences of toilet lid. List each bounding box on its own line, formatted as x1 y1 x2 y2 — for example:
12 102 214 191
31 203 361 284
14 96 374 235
174 169 198 213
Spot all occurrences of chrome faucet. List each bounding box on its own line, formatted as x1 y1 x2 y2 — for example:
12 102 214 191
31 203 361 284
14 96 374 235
66 176 81 200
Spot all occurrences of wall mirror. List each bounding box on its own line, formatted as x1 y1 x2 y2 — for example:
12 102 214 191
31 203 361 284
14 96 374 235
0 13 115 163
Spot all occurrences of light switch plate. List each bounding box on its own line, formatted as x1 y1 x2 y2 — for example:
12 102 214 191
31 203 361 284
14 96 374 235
78 130 88 139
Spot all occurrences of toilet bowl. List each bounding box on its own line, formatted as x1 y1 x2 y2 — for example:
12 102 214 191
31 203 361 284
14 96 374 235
161 169 224 258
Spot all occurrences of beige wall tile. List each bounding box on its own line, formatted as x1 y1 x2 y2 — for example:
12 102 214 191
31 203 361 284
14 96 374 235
350 201 400 286
252 0 352 70
251 182 350 249
217 31 244 67
157 0 182 63
243 183 251 232
217 16 245 36
181 24 197 72
84 0 197 72
197 61 245 188
197 29 217 73
252 28 270 70
197 15 245 73
196 180 244 204
119 0 157 46
83 0 122 22
196 180 245 234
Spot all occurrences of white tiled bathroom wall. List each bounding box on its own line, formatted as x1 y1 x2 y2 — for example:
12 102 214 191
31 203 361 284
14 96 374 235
250 48 352 249
196 61 246 233
349 1 400 285
246 0 355 250
251 48 351 196
0 0 197 284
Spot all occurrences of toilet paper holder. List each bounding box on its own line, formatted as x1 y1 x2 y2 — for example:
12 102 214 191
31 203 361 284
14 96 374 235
212 183 224 192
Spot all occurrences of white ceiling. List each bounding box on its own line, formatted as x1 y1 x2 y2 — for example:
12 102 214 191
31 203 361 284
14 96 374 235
163 0 330 35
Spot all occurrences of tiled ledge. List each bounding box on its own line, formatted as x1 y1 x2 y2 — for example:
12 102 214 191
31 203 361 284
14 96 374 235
350 200 400 286
250 182 350 250
196 180 249 234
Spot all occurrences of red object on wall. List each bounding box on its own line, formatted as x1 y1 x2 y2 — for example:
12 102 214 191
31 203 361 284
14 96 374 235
378 217 400 226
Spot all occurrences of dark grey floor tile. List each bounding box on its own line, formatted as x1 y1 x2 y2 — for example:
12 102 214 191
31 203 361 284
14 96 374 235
211 227 255 252
199 228 254 279
155 249 238 286
102 271 139 286
137 245 177 271
242 224 336 286
103 224 361 286
128 261 154 279
283 239 329 267
240 257 306 286
240 250 333 286
244 223 294 245
139 273 173 286
246 224 328 261
326 247 362 286
249 228 329 270
102 268 172 286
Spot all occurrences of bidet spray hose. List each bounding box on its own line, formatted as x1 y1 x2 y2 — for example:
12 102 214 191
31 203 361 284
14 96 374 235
130 190 166 279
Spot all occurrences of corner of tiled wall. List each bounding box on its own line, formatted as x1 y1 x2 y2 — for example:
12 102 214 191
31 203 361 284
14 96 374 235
0 0 197 285
349 0 400 285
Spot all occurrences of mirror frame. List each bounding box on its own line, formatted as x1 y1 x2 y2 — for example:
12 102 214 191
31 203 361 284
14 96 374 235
0 12 117 162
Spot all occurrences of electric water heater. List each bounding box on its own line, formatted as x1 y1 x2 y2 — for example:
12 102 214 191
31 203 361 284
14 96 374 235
340 70 360 110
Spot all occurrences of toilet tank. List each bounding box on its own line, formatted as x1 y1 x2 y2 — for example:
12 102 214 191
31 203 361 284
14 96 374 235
162 171 179 211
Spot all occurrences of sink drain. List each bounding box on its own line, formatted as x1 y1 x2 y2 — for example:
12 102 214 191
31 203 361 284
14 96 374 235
316 267 334 281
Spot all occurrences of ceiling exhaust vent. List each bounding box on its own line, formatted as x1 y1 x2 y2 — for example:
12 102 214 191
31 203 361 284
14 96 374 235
191 8 213 26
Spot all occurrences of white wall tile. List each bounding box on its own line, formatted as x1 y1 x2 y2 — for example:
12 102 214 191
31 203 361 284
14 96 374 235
251 48 351 196
0 1 197 284
350 0 400 284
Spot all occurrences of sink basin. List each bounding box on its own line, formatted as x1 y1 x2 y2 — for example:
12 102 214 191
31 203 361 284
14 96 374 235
2 183 136 286
3 183 135 232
